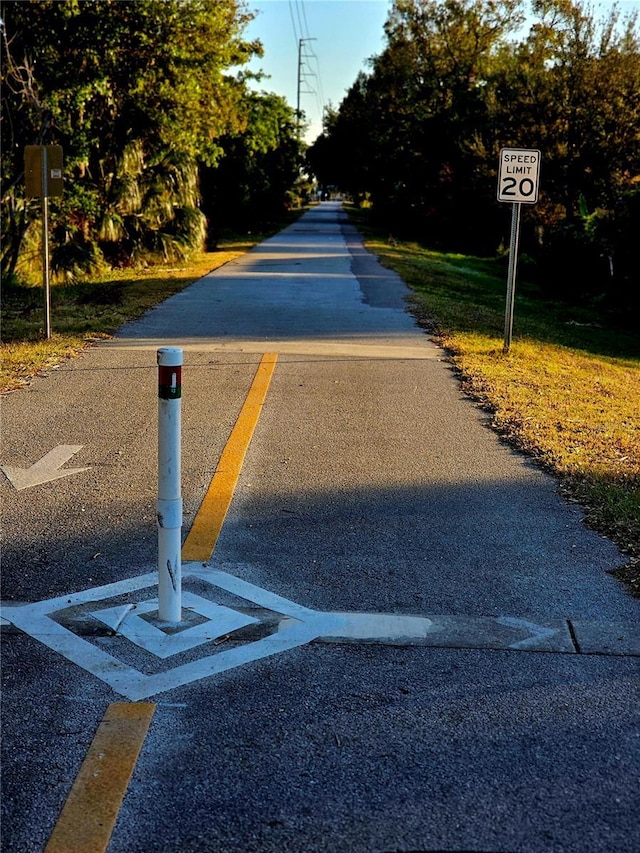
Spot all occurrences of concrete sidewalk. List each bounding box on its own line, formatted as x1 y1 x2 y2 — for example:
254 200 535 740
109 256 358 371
2 202 639 853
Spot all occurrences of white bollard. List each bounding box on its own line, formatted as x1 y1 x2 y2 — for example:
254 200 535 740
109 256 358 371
157 347 183 623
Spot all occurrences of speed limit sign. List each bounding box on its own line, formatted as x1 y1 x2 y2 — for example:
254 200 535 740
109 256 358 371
497 148 541 204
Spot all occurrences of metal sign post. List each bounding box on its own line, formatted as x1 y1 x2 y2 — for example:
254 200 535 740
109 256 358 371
41 147 52 339
497 148 541 353
503 202 521 354
25 145 63 340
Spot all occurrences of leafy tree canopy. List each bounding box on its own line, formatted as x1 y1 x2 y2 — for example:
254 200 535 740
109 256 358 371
1 0 292 278
309 0 640 316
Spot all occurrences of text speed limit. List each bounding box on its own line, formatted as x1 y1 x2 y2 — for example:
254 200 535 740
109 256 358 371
497 148 541 204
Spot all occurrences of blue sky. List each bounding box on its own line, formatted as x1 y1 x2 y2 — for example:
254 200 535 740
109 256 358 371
245 0 640 144
245 0 392 142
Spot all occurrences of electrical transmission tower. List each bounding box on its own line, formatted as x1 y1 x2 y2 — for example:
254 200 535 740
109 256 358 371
297 37 317 139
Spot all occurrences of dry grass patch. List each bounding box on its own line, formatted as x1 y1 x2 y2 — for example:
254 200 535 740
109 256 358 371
448 334 640 580
1 247 245 393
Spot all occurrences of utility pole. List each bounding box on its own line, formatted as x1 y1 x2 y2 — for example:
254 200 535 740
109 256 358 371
297 37 317 140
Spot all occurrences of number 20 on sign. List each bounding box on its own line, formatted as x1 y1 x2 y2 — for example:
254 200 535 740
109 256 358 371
497 148 541 203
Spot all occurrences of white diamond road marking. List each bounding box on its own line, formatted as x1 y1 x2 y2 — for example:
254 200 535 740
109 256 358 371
4 566 321 701
3 564 579 700
91 592 259 660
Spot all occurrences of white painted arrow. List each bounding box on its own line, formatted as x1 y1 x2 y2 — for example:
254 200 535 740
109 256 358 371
1 445 90 491
497 616 559 649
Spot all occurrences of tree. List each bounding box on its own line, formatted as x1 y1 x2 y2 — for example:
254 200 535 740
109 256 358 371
487 0 640 303
200 91 302 238
307 84 378 203
319 0 524 246
319 0 639 316
1 0 261 279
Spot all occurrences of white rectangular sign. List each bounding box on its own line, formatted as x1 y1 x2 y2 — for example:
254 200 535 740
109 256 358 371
497 148 541 204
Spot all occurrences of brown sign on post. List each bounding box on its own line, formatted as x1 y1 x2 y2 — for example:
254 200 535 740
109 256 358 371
25 145 64 197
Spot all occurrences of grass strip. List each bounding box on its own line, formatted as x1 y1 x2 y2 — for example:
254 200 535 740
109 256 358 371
349 209 639 596
1 238 260 393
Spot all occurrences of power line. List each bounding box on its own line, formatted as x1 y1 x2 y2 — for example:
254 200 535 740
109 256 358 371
295 0 306 40
288 0 300 46
299 0 311 39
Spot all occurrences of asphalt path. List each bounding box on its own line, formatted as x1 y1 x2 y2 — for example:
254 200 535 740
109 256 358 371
1 202 639 852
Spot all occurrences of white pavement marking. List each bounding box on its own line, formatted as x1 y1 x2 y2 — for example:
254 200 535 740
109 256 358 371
102 339 440 360
1 565 610 701
496 616 561 650
91 592 259 660
315 611 434 641
4 569 318 701
1 445 90 491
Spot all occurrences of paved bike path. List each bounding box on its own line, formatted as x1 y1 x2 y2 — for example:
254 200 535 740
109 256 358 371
1 202 638 853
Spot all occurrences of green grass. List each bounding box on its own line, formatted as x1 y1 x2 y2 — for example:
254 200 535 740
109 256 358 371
0 223 290 392
348 206 640 596
1 248 247 392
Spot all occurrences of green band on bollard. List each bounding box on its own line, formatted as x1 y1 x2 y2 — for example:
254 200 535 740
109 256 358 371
158 365 182 399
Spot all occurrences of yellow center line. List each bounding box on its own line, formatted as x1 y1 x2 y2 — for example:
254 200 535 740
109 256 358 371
45 703 155 853
181 352 278 562
45 354 277 850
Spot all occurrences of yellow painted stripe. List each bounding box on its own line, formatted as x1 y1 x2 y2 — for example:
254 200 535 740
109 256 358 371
182 353 278 562
45 703 155 853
